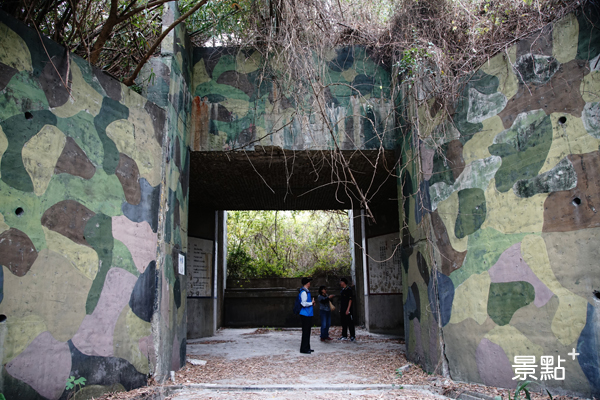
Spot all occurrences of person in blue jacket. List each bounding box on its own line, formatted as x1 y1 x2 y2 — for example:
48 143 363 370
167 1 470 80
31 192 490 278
299 277 315 354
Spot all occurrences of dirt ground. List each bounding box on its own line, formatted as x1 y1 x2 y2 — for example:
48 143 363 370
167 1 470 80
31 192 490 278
97 327 583 400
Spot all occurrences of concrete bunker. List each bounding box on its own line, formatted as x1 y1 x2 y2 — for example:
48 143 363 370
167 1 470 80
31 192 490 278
0 2 599 398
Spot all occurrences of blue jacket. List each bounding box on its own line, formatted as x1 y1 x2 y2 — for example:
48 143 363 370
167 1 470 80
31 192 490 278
299 287 313 317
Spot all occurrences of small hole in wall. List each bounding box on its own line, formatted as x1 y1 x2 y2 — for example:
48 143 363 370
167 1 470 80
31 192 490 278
15 207 24 216
0 315 6 323
594 290 600 301
24 112 33 120
572 197 582 206
558 116 567 125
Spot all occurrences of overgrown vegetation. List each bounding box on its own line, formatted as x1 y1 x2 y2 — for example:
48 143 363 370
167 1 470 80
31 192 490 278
227 210 351 279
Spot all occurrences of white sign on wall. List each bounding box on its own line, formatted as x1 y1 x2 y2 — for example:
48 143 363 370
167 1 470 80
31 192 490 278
187 237 214 298
367 233 402 294
178 253 185 275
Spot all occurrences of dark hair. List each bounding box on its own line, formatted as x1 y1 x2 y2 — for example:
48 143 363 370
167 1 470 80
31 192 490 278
319 285 326 295
340 277 348 284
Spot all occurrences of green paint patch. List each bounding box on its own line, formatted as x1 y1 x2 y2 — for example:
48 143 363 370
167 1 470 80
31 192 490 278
84 213 114 314
164 253 176 285
195 80 249 102
0 71 49 121
455 188 486 239
211 54 237 81
577 8 600 61
42 170 124 216
450 228 529 288
489 110 552 192
513 157 577 198
487 281 535 326
113 239 139 277
0 180 47 250
1 110 57 192
94 97 129 175
72 57 107 97
429 142 455 186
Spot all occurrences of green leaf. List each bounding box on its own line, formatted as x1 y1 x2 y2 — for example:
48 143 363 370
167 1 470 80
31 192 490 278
74 377 87 386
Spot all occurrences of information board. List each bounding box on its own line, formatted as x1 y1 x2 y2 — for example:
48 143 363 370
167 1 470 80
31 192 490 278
187 237 213 298
367 233 402 294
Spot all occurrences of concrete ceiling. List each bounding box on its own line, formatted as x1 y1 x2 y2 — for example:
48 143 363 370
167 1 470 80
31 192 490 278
189 147 400 211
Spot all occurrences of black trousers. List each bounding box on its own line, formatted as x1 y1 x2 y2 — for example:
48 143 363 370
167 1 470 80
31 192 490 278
300 315 312 353
340 312 355 338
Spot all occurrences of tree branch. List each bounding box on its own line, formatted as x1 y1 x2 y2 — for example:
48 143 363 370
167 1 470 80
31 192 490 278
123 0 210 86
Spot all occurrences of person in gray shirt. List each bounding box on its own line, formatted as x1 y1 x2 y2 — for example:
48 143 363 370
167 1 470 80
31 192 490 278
317 285 334 341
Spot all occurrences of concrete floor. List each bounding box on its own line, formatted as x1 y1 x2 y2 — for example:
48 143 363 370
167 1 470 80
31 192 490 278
166 327 447 399
186 327 404 360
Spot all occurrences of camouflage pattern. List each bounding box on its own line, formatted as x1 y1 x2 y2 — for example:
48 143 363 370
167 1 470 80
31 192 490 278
0 2 189 397
190 46 396 151
400 8 600 397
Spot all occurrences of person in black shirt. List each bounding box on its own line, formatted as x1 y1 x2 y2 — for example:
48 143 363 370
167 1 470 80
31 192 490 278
338 277 355 341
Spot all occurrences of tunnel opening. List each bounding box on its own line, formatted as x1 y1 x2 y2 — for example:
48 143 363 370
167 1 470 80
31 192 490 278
186 149 404 339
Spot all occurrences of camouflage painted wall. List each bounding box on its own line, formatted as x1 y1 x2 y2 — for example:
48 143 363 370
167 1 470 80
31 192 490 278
190 46 396 151
142 2 192 382
0 3 190 398
401 8 600 397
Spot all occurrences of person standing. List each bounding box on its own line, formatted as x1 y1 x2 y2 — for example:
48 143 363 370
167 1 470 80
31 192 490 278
317 286 334 341
338 277 355 342
299 277 315 354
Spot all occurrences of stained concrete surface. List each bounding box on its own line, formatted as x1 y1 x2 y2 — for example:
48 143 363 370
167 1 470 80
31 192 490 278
169 327 446 399
186 327 403 360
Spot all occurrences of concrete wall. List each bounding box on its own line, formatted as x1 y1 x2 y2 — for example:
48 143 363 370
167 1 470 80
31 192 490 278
138 2 191 382
401 7 600 397
186 210 227 339
187 209 216 339
363 203 403 335
0 2 191 398
223 277 346 327
190 47 396 151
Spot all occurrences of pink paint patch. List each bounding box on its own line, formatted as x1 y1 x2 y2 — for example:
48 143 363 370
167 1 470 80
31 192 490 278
171 333 180 371
6 331 71 400
139 334 156 368
72 268 138 356
476 338 516 389
112 216 157 273
488 243 554 307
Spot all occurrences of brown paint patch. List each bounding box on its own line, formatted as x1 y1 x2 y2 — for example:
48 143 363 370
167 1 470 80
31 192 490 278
0 228 38 276
54 137 96 179
0 62 17 91
116 154 141 205
38 50 71 108
431 211 467 276
190 96 210 151
144 101 166 145
497 60 588 129
216 71 254 98
543 151 600 232
214 104 232 122
94 67 122 101
41 200 96 246
446 140 465 180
